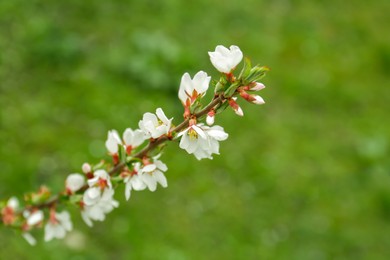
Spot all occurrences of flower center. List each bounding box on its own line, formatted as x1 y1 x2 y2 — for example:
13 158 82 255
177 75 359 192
188 128 198 140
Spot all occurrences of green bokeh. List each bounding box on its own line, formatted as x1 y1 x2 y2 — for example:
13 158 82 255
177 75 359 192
1 0 390 259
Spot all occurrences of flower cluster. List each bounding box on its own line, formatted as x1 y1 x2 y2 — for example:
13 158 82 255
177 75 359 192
0 45 268 245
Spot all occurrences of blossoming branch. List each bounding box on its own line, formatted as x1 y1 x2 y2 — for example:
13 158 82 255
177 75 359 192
0 45 269 245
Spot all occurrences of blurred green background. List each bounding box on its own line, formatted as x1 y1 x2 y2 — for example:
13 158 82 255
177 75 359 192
1 0 390 259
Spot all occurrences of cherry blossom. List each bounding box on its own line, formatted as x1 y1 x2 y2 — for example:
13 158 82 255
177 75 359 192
44 210 73 241
1 197 19 225
208 45 243 73
178 124 228 160
65 173 85 193
87 169 112 190
105 130 122 155
138 158 168 192
81 188 119 227
123 128 146 155
139 108 172 139
178 71 211 105
0 44 269 245
123 163 147 201
24 210 44 226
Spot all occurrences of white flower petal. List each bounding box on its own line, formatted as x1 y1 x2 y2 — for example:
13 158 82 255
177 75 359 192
22 233 37 246
123 128 134 146
66 173 85 192
154 171 168 188
179 72 192 104
81 211 93 227
192 71 210 94
140 173 157 192
7 197 19 210
125 181 132 201
143 164 157 173
27 210 44 226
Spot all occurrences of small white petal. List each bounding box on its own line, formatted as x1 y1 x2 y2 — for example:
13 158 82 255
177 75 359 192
207 127 229 141
125 182 132 201
252 95 265 105
7 197 19 210
154 160 168 172
143 164 157 173
131 175 147 190
192 125 207 139
105 130 121 154
22 233 37 246
140 173 157 192
123 128 134 146
154 171 168 188
27 210 44 226
132 129 147 147
66 173 85 192
81 211 93 227
178 72 192 104
83 187 101 206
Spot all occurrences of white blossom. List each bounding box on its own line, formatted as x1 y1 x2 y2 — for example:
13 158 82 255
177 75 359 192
138 108 172 139
24 210 44 226
87 169 112 190
123 163 147 201
105 130 122 154
178 124 228 160
138 159 168 192
178 71 211 105
208 45 243 73
81 188 119 227
22 232 37 246
44 211 73 242
123 128 146 148
65 173 85 193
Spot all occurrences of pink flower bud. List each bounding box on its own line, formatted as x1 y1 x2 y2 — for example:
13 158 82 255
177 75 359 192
206 110 215 125
249 82 265 91
82 163 91 174
239 90 265 105
229 98 244 117
252 95 265 105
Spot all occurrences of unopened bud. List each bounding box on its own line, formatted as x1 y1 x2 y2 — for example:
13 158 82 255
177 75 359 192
252 95 265 105
239 90 265 105
229 98 244 116
82 163 91 174
206 110 215 125
249 82 265 91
